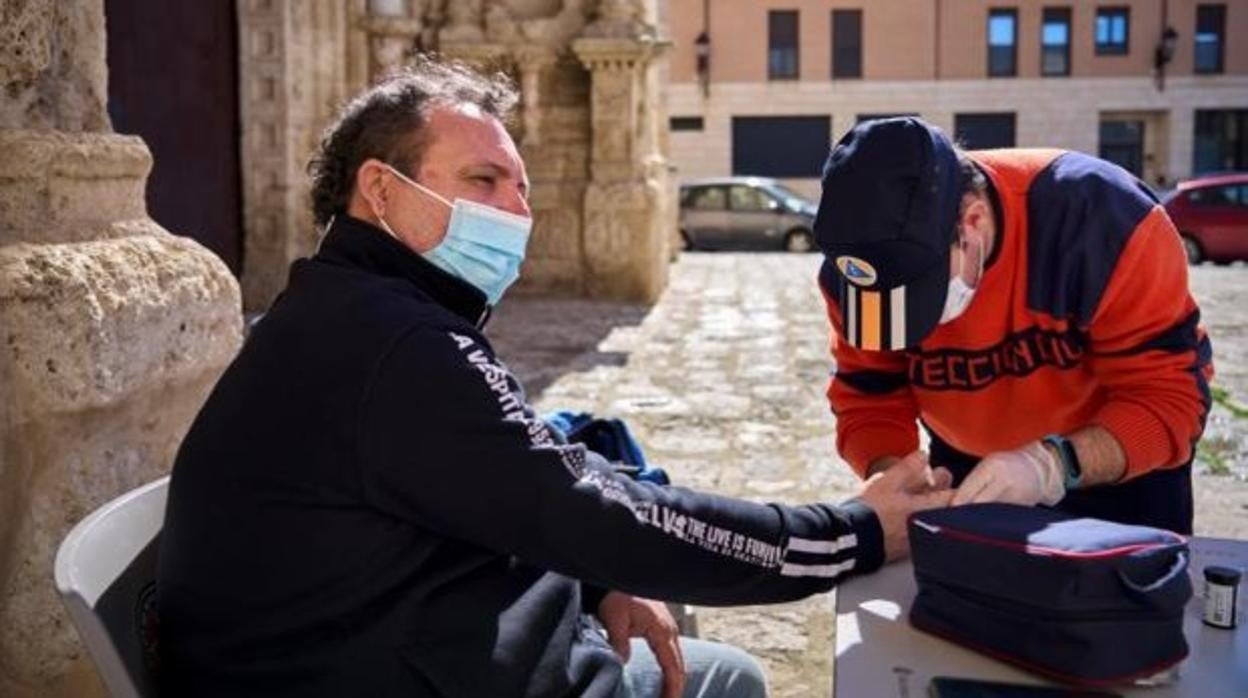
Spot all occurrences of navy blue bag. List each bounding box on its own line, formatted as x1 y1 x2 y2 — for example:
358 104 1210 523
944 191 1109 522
908 504 1191 688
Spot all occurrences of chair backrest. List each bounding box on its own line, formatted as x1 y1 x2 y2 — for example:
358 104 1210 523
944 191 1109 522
54 477 169 698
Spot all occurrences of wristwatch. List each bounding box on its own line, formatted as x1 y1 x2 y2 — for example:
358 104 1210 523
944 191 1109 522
1042 434 1082 491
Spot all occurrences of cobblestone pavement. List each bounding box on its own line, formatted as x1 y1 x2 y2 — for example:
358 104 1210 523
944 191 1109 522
487 254 1248 698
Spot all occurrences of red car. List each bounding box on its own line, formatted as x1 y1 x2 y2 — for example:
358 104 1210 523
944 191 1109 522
1163 172 1248 265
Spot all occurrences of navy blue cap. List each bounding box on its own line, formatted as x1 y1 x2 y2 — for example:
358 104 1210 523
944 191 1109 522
814 118 962 350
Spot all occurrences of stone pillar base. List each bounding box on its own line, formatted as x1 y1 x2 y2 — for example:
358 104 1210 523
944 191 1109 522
0 129 242 697
583 181 667 302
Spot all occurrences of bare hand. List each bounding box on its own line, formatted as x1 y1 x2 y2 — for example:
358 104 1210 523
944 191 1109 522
856 453 955 561
597 592 685 698
867 450 953 493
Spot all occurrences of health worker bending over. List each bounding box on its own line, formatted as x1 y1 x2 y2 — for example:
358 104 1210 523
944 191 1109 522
815 117 1212 533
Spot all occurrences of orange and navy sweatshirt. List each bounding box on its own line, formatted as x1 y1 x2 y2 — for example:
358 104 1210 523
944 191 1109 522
820 150 1213 532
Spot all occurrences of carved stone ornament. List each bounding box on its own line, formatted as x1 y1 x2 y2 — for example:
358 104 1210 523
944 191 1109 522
362 2 427 79
507 50 546 145
482 1 520 43
583 0 654 40
483 0 591 46
440 0 486 43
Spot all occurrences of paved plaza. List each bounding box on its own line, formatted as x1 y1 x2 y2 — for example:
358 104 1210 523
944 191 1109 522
488 253 1248 697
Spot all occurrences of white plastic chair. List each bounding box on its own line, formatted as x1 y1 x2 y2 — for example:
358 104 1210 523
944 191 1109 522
54 476 168 698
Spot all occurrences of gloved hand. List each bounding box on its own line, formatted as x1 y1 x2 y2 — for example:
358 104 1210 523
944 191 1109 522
951 440 1065 507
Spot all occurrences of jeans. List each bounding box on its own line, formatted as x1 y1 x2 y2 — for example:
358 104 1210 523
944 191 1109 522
615 637 768 698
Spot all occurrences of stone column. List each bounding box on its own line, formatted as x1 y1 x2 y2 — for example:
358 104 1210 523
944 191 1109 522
0 1 242 696
508 47 592 298
513 47 558 148
436 0 509 70
573 35 672 302
237 0 351 312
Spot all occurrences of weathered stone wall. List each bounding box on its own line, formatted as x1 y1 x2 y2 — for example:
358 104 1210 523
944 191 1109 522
0 0 109 132
0 1 243 696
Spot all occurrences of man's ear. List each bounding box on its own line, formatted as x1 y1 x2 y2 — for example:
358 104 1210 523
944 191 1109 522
960 194 992 242
354 159 390 218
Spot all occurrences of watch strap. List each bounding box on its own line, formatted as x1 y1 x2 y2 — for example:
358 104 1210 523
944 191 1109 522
1042 434 1082 491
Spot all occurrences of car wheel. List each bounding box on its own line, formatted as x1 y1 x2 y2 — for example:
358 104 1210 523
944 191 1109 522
1180 235 1204 265
785 229 815 253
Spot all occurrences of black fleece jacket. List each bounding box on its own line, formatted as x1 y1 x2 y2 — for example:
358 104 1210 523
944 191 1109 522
157 214 884 697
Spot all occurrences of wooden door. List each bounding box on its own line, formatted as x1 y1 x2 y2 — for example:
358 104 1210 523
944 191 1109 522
105 0 243 274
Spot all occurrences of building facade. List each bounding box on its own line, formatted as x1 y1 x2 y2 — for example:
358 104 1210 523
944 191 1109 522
666 0 1248 199
234 0 676 308
104 0 675 312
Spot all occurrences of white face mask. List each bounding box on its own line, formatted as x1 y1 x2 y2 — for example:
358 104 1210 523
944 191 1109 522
939 235 983 324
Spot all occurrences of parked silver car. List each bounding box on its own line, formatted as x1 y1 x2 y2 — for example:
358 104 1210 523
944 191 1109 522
678 177 818 252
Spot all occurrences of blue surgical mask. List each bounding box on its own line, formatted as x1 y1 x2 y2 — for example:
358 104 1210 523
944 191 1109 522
378 164 532 306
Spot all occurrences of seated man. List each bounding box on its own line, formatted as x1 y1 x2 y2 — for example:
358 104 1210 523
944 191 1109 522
157 59 951 698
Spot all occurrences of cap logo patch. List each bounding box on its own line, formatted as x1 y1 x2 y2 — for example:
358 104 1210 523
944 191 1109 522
836 256 878 287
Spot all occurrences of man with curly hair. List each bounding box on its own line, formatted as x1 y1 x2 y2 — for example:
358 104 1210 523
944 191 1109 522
157 58 951 698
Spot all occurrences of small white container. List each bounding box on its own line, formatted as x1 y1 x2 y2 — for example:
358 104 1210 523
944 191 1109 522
1202 565 1241 629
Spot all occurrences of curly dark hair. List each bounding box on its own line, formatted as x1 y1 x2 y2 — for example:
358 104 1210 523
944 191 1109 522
308 56 520 227
955 149 988 198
